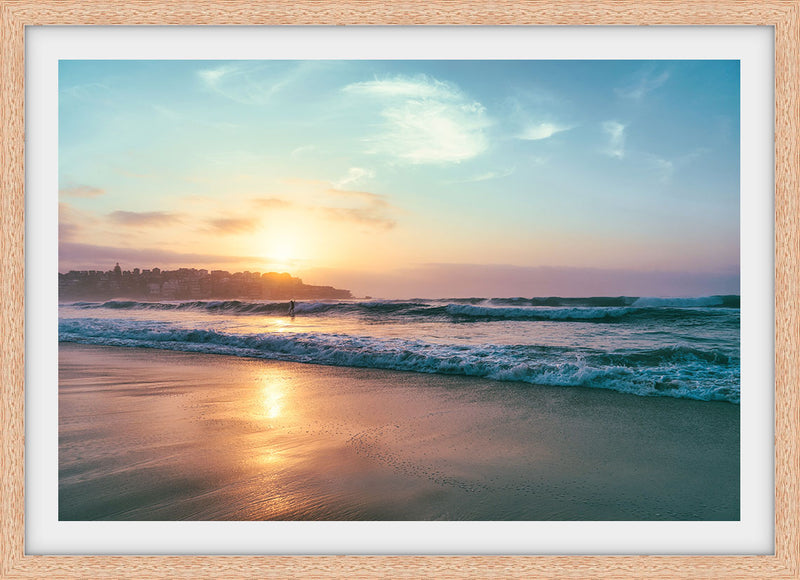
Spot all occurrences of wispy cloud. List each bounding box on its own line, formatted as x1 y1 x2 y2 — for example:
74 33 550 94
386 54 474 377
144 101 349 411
446 167 515 184
343 75 491 164
59 203 98 242
529 155 549 166
616 69 670 101
59 82 113 104
113 168 154 180
279 177 327 188
252 197 294 210
343 77 456 100
602 121 627 159
252 184 396 230
290 145 316 158
322 207 395 229
326 187 386 204
518 122 573 141
59 222 80 243
180 194 217 204
382 101 489 164
152 104 239 130
59 203 90 243
647 155 675 182
206 216 261 233
334 167 375 189
644 148 709 183
60 185 106 198
322 188 396 229
109 211 181 227
198 62 308 105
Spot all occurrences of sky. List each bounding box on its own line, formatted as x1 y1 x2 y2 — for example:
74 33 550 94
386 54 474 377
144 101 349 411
59 60 740 298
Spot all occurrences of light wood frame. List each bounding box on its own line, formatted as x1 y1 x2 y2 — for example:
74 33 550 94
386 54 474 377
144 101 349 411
1 1 797 578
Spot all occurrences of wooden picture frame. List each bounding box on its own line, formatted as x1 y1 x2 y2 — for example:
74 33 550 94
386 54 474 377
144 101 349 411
1 1 797 577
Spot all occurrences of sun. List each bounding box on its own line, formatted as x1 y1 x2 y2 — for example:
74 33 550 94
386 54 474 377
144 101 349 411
269 242 294 266
263 235 310 271
255 226 316 271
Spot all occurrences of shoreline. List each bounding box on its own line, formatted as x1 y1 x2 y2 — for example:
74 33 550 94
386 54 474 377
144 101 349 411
57 334 739 405
59 343 740 521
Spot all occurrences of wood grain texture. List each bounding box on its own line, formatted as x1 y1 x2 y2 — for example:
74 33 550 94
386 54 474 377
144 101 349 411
1 1 798 578
0 0 797 25
774 2 800 576
1 0 25 578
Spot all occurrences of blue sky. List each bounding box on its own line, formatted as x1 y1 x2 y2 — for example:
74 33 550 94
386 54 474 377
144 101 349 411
59 60 739 297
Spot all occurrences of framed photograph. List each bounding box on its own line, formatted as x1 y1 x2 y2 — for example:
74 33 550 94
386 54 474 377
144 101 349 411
2 2 798 578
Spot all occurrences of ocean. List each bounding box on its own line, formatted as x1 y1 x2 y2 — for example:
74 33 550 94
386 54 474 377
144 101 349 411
58 295 741 404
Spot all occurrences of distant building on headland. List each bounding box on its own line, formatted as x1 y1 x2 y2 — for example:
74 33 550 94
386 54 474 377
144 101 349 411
58 264 352 301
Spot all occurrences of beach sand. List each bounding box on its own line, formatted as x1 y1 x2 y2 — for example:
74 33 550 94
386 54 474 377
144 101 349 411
59 343 739 521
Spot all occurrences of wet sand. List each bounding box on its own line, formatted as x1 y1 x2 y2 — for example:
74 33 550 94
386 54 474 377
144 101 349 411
59 343 739 521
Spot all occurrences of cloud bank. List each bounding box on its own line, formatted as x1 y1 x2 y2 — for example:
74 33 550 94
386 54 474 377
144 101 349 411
60 185 106 198
301 263 740 300
108 211 181 227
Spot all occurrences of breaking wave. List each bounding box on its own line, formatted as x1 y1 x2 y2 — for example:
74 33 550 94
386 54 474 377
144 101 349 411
63 296 740 324
59 318 740 403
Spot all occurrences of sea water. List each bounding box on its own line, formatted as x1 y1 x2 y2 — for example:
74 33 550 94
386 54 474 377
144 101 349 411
58 295 740 403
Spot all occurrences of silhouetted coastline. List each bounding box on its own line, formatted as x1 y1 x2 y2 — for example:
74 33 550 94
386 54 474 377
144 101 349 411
59 263 352 301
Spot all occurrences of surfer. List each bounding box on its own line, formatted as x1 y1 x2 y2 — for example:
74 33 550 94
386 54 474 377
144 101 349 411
288 300 295 316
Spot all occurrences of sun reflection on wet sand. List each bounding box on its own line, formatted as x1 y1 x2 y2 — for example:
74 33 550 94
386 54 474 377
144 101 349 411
261 378 286 420
243 371 296 471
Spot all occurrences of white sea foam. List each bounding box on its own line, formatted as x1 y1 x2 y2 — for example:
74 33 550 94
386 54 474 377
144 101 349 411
58 317 740 403
444 303 634 321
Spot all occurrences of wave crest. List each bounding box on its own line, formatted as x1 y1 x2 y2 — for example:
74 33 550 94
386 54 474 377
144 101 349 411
63 297 740 324
59 318 740 403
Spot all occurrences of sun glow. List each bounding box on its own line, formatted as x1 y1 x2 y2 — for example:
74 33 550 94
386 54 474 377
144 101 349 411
256 226 313 271
268 242 294 266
